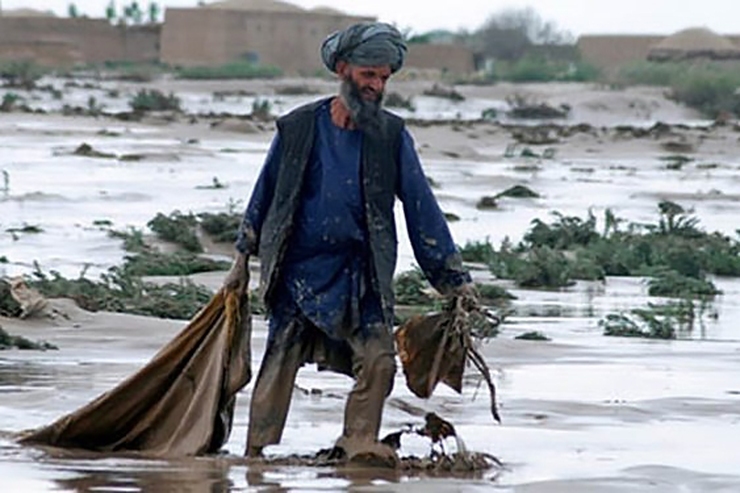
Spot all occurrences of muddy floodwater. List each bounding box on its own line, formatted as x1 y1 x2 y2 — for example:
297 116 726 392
1 80 740 492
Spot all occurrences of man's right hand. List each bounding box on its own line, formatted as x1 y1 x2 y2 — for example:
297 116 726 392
223 253 248 294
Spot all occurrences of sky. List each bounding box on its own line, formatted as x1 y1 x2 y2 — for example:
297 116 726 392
3 0 740 37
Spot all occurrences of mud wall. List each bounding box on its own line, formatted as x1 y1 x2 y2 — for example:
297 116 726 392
161 8 373 75
576 35 664 70
0 17 160 66
405 44 476 74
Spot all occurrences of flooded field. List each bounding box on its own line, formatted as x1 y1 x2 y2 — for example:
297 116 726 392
1 79 739 492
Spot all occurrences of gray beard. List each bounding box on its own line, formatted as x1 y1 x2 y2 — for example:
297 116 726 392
340 78 383 133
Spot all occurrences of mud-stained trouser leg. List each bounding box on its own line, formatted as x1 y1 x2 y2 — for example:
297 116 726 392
246 319 305 452
341 326 397 442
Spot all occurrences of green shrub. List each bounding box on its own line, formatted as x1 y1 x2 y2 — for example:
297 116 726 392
670 72 740 118
647 270 721 298
0 92 21 112
122 252 230 277
27 266 212 320
600 301 697 340
251 99 272 120
108 228 148 253
459 239 496 264
515 331 550 341
147 211 202 253
515 247 575 288
0 60 46 89
176 62 282 80
393 269 435 305
130 89 182 113
476 283 517 302
0 280 23 317
611 61 740 117
0 326 57 350
496 185 540 199
490 56 600 83
198 212 241 244
523 211 599 250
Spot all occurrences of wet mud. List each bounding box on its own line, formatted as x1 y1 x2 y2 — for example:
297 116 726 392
1 79 740 492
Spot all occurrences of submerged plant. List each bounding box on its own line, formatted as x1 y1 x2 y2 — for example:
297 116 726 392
147 211 202 253
0 326 57 350
514 331 550 341
393 269 435 306
600 300 698 340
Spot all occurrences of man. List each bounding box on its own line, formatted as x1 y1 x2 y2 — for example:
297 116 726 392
224 22 477 464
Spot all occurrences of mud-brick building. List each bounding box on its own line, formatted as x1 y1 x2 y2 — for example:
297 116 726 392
160 0 374 75
161 0 477 76
577 28 740 71
0 8 160 67
405 43 476 75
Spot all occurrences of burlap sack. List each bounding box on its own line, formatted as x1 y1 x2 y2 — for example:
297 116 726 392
18 287 252 457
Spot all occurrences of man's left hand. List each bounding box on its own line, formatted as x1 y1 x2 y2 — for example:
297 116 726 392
452 282 480 312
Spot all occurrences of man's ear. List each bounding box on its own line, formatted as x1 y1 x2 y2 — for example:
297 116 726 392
335 60 350 78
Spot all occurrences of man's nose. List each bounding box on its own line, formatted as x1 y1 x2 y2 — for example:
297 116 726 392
368 78 384 92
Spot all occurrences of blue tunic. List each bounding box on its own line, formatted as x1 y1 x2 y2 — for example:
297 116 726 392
238 101 469 341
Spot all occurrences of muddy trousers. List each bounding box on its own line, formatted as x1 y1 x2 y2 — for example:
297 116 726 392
246 316 396 452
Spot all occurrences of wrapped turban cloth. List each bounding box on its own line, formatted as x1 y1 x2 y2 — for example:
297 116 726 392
321 22 407 74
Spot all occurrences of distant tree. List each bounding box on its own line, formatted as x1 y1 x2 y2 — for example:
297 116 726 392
130 1 143 24
67 3 79 18
474 7 574 61
105 1 116 22
148 2 160 23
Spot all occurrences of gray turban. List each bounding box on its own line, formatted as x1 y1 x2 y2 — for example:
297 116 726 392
321 22 407 74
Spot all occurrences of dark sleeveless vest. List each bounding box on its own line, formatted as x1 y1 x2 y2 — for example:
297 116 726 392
257 99 404 326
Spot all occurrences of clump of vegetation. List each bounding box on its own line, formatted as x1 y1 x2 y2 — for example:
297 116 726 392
175 62 282 80
0 280 23 317
27 266 212 320
108 227 148 253
476 196 499 210
393 269 436 306
0 92 22 112
147 211 202 253
496 185 540 199
515 331 550 341
523 210 599 250
612 61 740 118
195 177 227 190
600 301 697 340
198 211 241 244
6 224 43 234
121 252 230 277
274 84 319 95
423 83 465 101
514 247 576 288
506 94 570 119
0 326 58 351
469 201 740 292
0 60 46 90
72 143 116 159
460 239 497 264
129 89 182 113
476 283 517 303
646 269 721 298
660 154 693 171
488 56 600 83
251 99 272 120
384 92 416 111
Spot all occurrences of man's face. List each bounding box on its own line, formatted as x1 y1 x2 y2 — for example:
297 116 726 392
338 63 391 132
344 65 391 103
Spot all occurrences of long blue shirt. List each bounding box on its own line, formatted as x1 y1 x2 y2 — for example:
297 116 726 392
238 101 469 341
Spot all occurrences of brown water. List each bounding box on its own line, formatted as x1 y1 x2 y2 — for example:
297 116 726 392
1 83 740 492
